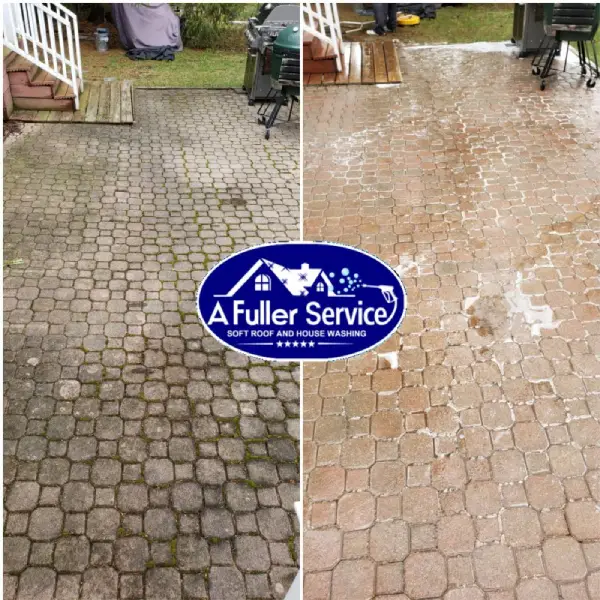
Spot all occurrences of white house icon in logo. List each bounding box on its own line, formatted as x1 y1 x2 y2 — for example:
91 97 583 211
214 259 355 298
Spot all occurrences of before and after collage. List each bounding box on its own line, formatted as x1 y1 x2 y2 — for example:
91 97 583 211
2 2 600 599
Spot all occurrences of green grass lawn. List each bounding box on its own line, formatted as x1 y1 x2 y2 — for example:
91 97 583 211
338 3 514 45
571 29 600 65
81 40 246 88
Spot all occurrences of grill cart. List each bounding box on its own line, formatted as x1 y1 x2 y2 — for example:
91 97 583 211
257 24 300 140
532 3 599 90
512 4 546 57
243 4 300 105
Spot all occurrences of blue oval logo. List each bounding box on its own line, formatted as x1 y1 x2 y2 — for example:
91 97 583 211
197 242 407 361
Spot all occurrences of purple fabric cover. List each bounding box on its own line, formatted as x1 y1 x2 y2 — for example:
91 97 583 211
112 3 182 51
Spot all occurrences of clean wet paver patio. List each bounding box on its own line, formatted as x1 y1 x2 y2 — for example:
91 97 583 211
3 90 299 599
303 45 600 599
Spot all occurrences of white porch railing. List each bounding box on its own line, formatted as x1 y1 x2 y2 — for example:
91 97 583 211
302 2 343 71
3 2 83 109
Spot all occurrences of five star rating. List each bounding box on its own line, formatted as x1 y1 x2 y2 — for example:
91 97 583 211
276 340 315 348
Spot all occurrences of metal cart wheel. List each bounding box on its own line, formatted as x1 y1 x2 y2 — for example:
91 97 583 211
265 130 270 140
587 79 596 88
540 79 547 90
532 67 541 75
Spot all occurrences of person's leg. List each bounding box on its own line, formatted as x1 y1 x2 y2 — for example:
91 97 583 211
372 4 387 35
387 3 398 32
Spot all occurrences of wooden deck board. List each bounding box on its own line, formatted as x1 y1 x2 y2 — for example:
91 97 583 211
46 110 65 121
373 42 388 83
335 42 351 85
362 43 375 84
34 110 51 122
9 80 134 124
96 82 111 123
109 80 121 123
84 82 101 122
68 85 91 121
120 81 134 123
308 73 323 86
348 42 362 85
384 41 403 83
322 72 336 85
305 41 402 87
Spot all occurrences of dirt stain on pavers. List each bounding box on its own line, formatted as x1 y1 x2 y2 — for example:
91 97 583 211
4 89 299 600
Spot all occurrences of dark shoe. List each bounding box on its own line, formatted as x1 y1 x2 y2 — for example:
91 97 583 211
373 26 386 36
386 22 397 32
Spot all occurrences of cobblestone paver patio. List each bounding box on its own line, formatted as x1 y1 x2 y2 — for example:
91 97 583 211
303 46 600 599
4 90 299 600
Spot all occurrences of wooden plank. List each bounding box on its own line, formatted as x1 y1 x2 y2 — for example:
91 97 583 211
35 110 51 122
348 42 362 85
4 51 18 71
362 42 375 84
10 84 53 98
85 81 101 122
384 41 402 83
307 73 323 85
335 42 352 85
54 81 76 99
30 68 49 85
311 37 326 60
373 42 388 83
322 72 336 85
46 110 66 122
304 58 337 74
120 81 134 123
68 85 90 122
96 82 111 123
14 110 52 122
311 38 337 60
109 80 121 123
8 110 32 122
12 97 72 111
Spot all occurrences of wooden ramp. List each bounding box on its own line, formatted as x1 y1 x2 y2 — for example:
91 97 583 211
9 80 134 124
304 41 403 86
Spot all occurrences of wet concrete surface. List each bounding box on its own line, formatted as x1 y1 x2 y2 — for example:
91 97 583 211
303 45 600 600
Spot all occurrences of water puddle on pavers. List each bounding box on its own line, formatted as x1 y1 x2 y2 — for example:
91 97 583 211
505 272 557 336
463 270 557 343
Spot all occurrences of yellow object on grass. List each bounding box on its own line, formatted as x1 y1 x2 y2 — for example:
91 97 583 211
397 13 420 26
